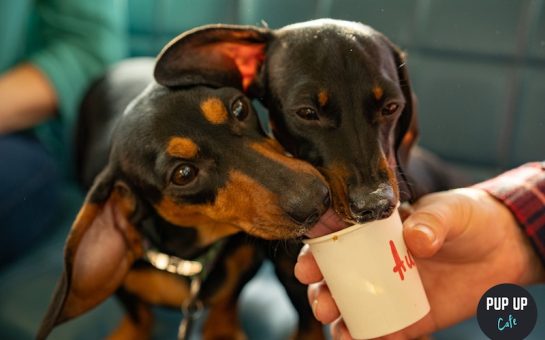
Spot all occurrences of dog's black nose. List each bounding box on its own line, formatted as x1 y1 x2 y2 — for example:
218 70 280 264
288 209 321 225
348 183 395 222
323 192 331 207
285 182 330 225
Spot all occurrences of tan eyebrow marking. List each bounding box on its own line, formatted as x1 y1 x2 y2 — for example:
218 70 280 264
373 86 384 100
318 90 328 107
167 137 198 159
200 97 228 124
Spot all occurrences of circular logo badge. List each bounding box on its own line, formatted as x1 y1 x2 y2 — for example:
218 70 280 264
477 283 537 340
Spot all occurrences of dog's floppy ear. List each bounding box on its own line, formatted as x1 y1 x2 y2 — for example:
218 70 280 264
390 45 419 201
154 24 272 93
37 167 142 339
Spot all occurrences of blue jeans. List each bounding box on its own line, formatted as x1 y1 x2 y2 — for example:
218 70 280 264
0 133 61 267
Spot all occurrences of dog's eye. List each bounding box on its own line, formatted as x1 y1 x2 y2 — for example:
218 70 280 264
296 107 319 120
231 98 248 121
171 164 198 186
381 103 400 116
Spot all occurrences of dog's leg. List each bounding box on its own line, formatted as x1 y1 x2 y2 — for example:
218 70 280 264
269 242 325 340
203 299 246 340
109 269 192 340
108 289 153 340
202 243 262 340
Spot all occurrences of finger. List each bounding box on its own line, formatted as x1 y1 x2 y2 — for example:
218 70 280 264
402 191 471 258
294 244 323 284
402 219 440 258
308 281 341 324
331 318 352 340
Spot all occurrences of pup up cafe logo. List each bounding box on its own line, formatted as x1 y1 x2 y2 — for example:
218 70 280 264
477 284 538 340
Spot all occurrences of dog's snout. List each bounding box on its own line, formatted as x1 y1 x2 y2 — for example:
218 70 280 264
307 211 321 225
287 208 322 226
323 191 331 207
349 198 390 220
284 179 330 225
348 183 395 222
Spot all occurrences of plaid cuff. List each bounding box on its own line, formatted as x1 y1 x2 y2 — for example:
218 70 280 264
474 162 545 266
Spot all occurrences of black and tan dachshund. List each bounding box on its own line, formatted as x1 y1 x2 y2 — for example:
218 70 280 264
37 57 329 339
154 19 464 234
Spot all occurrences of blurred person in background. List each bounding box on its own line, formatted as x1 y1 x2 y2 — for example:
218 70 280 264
0 0 126 267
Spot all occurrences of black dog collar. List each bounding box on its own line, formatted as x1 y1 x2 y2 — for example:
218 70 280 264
143 238 227 281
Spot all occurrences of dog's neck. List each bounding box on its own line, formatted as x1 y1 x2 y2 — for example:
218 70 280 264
143 238 226 279
138 214 228 280
139 213 206 259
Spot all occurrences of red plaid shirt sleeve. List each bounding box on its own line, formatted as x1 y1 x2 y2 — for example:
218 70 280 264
474 162 545 266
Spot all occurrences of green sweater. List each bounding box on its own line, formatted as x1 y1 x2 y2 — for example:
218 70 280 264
0 0 127 175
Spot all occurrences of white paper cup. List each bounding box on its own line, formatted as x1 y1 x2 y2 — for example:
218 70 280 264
304 208 430 339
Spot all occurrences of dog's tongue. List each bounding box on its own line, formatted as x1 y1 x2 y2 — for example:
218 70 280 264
305 208 350 238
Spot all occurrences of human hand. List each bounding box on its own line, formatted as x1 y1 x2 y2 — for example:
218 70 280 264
295 188 545 339
0 64 57 134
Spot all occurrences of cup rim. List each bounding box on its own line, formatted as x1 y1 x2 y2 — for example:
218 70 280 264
303 202 401 245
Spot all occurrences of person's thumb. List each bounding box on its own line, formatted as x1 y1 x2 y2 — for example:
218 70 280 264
402 191 471 258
